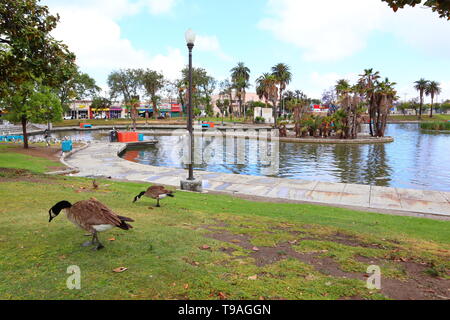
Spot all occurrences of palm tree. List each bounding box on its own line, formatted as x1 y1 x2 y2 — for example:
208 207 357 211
233 76 250 118
358 69 380 136
230 62 250 82
256 73 271 106
414 78 429 120
374 78 397 137
272 63 292 116
256 73 278 126
425 81 441 118
335 79 351 97
230 63 250 117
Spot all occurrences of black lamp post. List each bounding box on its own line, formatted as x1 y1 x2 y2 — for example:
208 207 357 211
185 29 196 181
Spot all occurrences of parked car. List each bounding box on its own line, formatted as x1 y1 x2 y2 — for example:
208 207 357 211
63 115 73 120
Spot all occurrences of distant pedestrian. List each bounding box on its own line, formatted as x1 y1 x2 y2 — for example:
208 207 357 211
44 129 51 147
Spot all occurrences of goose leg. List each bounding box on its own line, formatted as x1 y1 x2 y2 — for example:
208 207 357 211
92 232 104 251
156 198 160 207
82 233 95 247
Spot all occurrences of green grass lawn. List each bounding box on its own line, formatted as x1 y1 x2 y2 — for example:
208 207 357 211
0 144 62 173
0 148 449 300
388 114 450 122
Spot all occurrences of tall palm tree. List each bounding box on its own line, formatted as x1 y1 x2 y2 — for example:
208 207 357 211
374 77 397 137
230 62 250 82
234 76 250 118
358 69 380 136
256 73 278 125
425 81 441 118
256 72 271 106
272 63 292 115
414 78 429 120
230 62 250 117
335 79 351 97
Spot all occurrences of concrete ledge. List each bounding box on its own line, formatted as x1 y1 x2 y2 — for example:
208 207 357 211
46 141 90 175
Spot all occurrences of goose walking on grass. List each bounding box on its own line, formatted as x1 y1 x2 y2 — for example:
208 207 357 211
133 185 175 207
48 198 134 250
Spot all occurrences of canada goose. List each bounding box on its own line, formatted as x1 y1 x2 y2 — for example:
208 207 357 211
48 198 134 250
133 185 175 207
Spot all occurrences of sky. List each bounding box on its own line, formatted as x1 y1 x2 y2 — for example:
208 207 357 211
43 0 450 102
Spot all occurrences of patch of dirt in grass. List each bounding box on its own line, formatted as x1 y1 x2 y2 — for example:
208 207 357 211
0 168 58 184
202 225 450 300
356 256 450 300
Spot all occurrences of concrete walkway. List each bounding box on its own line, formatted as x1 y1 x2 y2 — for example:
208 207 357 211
65 141 450 220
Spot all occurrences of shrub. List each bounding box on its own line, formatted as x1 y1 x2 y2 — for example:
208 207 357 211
420 121 450 131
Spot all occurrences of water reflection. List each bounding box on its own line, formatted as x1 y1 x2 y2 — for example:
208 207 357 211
37 125 449 191
121 124 449 191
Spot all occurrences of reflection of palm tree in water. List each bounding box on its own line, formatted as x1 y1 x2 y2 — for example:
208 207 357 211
332 145 364 184
330 143 391 186
363 144 391 186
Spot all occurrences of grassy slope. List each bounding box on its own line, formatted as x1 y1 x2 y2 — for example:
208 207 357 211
0 145 62 173
0 150 448 300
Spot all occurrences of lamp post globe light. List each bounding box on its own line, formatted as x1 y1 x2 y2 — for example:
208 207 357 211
180 29 202 192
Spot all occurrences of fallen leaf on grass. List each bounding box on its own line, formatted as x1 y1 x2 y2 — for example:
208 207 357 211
200 245 211 250
108 238 116 241
288 240 298 245
248 275 258 280
184 284 189 289
252 247 259 252
113 267 128 273
231 239 241 243
218 292 227 300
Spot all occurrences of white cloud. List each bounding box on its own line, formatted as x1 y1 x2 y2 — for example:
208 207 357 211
43 0 183 89
144 0 177 15
259 0 387 61
196 35 233 61
259 0 450 62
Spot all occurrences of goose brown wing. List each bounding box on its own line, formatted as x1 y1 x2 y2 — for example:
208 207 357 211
146 185 165 198
72 199 122 227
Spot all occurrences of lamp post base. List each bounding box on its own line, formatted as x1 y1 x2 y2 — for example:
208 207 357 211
180 179 203 192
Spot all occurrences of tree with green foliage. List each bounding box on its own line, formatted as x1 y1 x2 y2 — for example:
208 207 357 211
58 69 100 111
3 82 62 133
179 67 216 115
256 73 279 126
90 96 112 118
107 69 142 130
230 62 251 117
0 0 76 148
382 0 450 19
358 69 380 136
141 69 165 120
414 78 429 120
425 81 442 118
272 63 292 115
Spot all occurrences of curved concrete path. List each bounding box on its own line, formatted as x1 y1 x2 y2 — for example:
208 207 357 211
65 141 450 220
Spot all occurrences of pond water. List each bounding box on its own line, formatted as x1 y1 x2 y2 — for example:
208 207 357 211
45 124 450 191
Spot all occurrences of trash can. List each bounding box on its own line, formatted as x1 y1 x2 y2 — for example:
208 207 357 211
138 133 144 142
110 130 118 142
62 140 73 152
